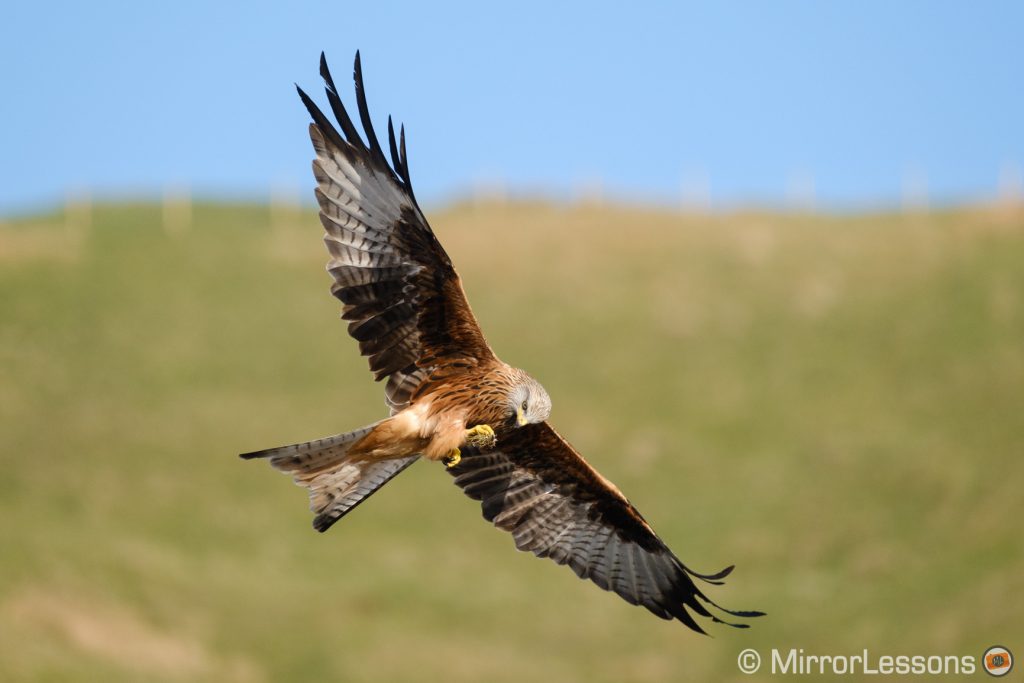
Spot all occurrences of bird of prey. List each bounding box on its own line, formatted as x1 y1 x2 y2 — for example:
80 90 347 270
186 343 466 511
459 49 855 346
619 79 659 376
242 52 763 634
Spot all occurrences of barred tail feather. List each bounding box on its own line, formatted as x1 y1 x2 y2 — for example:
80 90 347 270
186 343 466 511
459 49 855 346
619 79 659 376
240 423 380 472
240 423 419 532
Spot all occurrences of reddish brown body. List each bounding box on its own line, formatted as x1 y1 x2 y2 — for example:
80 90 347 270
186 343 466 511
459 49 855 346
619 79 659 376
348 359 520 461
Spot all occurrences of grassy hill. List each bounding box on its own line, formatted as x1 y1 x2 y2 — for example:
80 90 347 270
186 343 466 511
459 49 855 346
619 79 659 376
1 200 1021 681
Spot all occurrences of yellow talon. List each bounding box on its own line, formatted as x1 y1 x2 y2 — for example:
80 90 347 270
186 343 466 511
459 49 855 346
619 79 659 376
465 424 497 449
443 448 461 468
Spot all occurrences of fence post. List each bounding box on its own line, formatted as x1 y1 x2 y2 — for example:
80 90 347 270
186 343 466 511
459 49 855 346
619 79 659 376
270 183 302 234
680 169 711 214
786 170 816 212
902 167 929 213
163 184 192 235
998 162 1023 207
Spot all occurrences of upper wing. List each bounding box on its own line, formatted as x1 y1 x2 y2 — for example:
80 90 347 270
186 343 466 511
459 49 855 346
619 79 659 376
297 52 494 412
447 422 764 634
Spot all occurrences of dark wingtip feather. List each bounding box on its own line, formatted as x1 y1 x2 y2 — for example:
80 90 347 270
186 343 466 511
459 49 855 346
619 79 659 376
719 620 752 629
690 564 766 621
712 604 768 619
306 51 420 207
351 51 390 169
699 592 767 620
670 604 709 635
316 52 363 147
296 84 348 152
687 563 735 582
387 116 403 178
398 123 417 202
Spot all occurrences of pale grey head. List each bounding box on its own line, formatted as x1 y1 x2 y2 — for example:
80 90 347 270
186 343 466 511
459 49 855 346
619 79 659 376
508 369 552 427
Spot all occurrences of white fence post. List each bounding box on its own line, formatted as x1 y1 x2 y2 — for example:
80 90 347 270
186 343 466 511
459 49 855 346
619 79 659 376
163 184 192 235
270 183 302 234
902 167 929 212
998 162 1023 207
680 169 711 214
786 169 816 212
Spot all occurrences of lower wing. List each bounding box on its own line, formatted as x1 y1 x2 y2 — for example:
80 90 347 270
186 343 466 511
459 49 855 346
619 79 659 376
446 421 764 634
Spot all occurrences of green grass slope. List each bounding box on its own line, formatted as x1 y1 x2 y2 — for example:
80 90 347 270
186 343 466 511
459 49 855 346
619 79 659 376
1 200 1021 681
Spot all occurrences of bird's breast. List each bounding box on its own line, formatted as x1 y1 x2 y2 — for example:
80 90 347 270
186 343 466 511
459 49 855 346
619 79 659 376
418 368 513 434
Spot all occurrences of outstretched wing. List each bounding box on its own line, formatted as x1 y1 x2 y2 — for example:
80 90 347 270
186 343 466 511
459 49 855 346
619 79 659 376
297 52 494 413
447 422 764 634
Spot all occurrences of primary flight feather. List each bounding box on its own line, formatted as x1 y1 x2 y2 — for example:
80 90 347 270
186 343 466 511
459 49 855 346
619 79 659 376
242 51 763 634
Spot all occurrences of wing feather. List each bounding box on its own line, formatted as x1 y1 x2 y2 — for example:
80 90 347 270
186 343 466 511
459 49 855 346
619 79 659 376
298 52 494 413
383 365 428 413
447 422 764 633
244 53 495 540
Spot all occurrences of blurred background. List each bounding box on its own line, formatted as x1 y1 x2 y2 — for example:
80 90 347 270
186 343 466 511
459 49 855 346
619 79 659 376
1 2 1022 681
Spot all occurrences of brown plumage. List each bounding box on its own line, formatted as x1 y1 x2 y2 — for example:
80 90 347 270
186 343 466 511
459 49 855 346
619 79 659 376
241 51 763 634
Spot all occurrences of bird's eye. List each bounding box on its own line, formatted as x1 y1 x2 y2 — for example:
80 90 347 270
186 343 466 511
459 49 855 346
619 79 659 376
521 400 528 412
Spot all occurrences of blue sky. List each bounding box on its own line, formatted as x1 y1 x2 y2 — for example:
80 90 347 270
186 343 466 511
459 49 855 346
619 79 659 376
2 1 1022 214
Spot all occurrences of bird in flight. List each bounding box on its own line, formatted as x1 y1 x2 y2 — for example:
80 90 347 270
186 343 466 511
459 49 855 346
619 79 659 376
242 52 763 634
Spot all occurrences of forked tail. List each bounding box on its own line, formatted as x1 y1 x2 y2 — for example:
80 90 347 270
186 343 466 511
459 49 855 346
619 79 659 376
240 421 419 531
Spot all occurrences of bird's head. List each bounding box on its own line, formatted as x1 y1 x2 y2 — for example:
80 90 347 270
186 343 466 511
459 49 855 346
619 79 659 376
508 370 552 428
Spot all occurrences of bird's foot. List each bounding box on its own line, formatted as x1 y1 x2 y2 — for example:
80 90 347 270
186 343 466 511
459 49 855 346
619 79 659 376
465 424 497 449
443 447 461 469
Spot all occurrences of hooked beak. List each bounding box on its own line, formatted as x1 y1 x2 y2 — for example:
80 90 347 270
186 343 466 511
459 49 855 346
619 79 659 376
516 407 528 426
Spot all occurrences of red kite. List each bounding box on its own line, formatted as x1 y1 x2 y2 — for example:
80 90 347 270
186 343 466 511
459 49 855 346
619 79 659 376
243 52 763 634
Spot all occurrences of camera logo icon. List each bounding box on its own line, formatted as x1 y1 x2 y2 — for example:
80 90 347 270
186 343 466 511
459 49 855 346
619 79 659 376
983 646 1013 677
